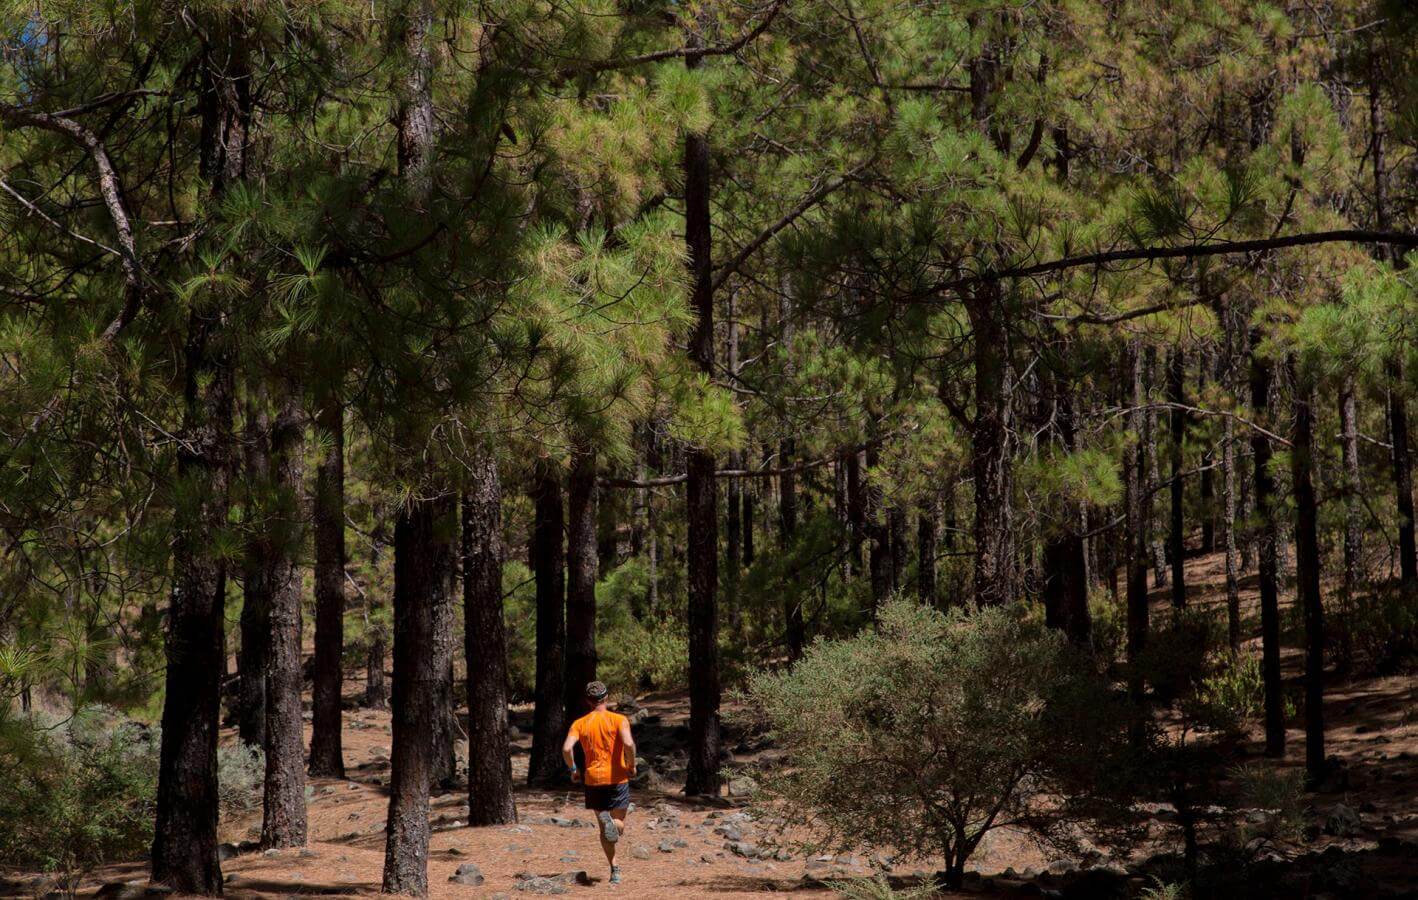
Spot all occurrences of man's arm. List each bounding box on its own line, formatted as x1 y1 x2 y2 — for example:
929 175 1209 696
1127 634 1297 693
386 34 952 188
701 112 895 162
562 727 581 782
619 718 636 773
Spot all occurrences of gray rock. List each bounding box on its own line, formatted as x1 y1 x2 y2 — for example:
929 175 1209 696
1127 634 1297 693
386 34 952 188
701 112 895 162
513 875 569 895
727 776 758 796
1324 803 1362 837
96 882 174 899
217 842 239 861
298 848 318 858
726 841 761 858
658 840 676 853
632 845 652 860
450 863 485 885
714 824 744 842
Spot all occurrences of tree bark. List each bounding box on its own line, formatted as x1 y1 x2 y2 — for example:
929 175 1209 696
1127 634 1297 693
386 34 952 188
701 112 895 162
382 0 443 891
1145 347 1167 588
917 503 938 607
462 454 517 825
683 37 722 794
365 523 389 710
152 19 247 892
1041 388 1091 646
1249 332 1285 758
1339 379 1362 669
1125 342 1150 705
526 463 567 786
152 306 233 895
565 444 599 720
780 438 804 658
238 399 270 751
309 394 346 778
260 394 307 849
1290 361 1326 783
383 493 455 895
845 449 865 572
1167 349 1186 606
965 281 1015 606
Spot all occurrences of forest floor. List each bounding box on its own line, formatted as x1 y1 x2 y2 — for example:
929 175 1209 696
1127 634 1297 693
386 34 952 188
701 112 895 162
9 546 1418 899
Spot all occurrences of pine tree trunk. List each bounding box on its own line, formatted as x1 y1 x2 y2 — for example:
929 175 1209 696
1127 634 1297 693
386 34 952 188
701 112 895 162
565 445 599 719
1199 350 1217 553
780 438 804 658
682 44 722 793
1339 380 1362 670
742 479 755 568
1042 389 1091 646
527 464 567 787
1167 349 1186 606
966 282 1015 607
845 449 865 572
152 21 247 891
261 394 307 849
238 398 270 751
462 454 517 825
365 524 389 710
383 493 455 895
1290 361 1326 783
309 394 346 778
726 448 743 637
1249 332 1285 758
1125 342 1150 703
1145 347 1167 588
152 306 233 895
383 1 443 890
917 504 938 607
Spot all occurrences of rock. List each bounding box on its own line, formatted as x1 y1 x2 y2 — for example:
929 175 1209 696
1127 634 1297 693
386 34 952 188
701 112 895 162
505 824 533 833
449 863 485 886
658 840 677 853
726 841 761 858
548 815 580 827
714 824 744 842
632 845 652 860
262 848 283 858
217 842 239 861
1324 803 1362 837
728 776 759 796
298 848 318 858
96 882 174 899
1048 858 1080 875
513 875 569 895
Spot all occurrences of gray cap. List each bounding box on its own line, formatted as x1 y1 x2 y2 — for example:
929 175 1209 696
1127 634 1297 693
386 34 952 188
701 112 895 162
585 680 608 701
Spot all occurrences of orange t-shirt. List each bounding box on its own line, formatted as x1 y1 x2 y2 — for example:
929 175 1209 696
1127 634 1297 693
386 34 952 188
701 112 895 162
569 709 631 787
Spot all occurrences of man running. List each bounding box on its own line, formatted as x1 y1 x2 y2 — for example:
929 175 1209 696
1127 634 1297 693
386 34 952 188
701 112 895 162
563 680 636 885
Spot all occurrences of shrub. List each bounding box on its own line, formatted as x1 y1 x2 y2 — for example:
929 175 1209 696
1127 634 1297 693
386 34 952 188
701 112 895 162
0 708 158 893
828 875 941 899
217 741 265 818
744 602 1142 888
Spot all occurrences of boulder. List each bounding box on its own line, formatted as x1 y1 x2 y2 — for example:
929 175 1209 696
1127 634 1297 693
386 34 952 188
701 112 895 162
449 863 484 886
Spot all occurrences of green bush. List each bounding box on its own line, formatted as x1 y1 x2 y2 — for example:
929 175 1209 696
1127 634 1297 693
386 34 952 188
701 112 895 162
597 556 688 693
0 708 158 892
744 602 1142 888
217 741 265 817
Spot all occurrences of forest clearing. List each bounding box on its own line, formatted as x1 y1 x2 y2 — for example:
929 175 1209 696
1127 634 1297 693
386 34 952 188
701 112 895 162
4 1 1418 899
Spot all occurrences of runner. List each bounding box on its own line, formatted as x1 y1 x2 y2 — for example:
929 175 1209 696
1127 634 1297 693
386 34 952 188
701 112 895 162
563 680 636 885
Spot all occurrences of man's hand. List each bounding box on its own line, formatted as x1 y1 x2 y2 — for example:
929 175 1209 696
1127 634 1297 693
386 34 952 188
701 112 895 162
570 767 582 784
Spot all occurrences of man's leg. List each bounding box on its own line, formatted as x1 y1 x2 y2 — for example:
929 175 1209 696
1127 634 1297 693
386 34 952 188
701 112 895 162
601 807 629 878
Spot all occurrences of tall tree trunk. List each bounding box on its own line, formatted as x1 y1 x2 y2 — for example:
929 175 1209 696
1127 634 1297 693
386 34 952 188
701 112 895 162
383 0 444 890
428 563 459 790
261 394 307 849
309 394 346 778
238 399 270 751
365 522 389 710
845 449 865 572
526 464 567 786
683 36 721 795
1145 347 1168 588
965 281 1015 607
565 445 599 719
780 438 804 658
743 475 755 568
1042 388 1091 646
725 296 743 637
1199 350 1217 553
1167 349 1186 606
917 503 938 607
152 20 247 892
1338 379 1362 670
383 492 455 895
1125 342 1150 707
1249 332 1285 758
462 454 517 825
1290 361 1326 783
